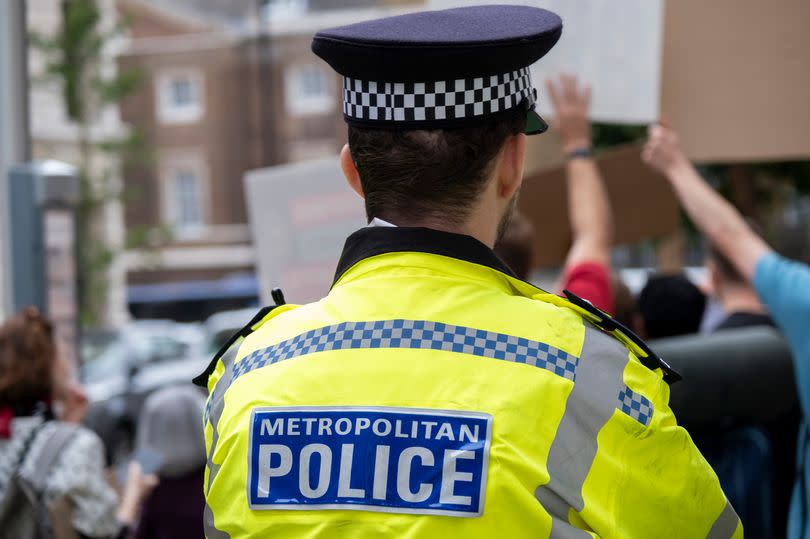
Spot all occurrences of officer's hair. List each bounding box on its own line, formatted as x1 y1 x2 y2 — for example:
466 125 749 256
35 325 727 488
348 108 527 224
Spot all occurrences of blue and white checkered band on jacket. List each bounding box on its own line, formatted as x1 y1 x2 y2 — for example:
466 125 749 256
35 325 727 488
342 67 536 123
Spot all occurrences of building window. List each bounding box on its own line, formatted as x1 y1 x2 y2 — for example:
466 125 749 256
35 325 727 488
171 169 203 228
156 69 204 124
284 65 334 116
262 0 308 21
160 152 208 239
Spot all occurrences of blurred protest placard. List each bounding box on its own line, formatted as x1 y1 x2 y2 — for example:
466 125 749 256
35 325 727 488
661 0 810 162
428 0 665 125
518 143 680 268
245 159 366 305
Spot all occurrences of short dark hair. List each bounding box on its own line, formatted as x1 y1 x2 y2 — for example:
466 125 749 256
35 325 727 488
0 307 55 410
347 108 527 223
638 274 706 339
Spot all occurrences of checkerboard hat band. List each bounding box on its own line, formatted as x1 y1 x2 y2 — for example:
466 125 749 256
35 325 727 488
343 67 536 123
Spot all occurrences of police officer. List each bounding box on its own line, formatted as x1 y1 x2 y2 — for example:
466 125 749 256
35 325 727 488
195 6 740 538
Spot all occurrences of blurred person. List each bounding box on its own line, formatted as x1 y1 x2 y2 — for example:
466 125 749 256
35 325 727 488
637 274 707 339
698 238 781 538
134 385 206 539
707 240 775 331
611 275 641 331
644 124 810 539
0 307 157 539
196 6 739 538
547 74 615 314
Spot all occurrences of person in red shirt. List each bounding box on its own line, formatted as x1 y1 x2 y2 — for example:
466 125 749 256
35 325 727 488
546 74 614 314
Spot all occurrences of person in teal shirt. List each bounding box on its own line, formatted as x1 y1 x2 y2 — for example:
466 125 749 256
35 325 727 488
644 124 810 538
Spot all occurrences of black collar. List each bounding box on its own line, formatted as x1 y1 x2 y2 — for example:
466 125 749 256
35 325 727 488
332 226 517 286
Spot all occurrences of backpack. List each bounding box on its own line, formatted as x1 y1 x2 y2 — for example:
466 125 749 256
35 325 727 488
0 421 79 539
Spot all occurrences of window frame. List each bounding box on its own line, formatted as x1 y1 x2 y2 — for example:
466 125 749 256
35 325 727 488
155 68 205 125
283 64 335 117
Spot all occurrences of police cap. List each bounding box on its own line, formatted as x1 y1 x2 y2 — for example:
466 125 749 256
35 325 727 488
312 5 562 134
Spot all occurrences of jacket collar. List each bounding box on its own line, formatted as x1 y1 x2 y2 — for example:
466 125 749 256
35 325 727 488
332 226 517 286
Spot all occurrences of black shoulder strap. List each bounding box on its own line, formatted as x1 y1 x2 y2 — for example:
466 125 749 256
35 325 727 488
563 290 682 385
192 301 283 388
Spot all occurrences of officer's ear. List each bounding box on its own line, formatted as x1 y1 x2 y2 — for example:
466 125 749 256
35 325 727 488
496 133 527 200
341 144 365 200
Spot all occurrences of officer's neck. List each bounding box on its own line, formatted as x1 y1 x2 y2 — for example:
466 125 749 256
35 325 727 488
381 214 498 249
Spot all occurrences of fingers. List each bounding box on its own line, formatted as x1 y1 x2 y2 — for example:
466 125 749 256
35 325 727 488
546 74 590 107
545 78 561 111
561 73 577 103
581 84 592 108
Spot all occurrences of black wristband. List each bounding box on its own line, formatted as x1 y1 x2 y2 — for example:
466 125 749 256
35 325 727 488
566 146 593 160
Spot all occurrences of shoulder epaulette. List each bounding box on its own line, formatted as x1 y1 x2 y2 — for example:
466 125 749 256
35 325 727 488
192 288 288 387
562 290 681 385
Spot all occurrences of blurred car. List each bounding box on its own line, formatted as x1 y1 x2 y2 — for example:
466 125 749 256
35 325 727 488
81 320 207 464
81 311 261 465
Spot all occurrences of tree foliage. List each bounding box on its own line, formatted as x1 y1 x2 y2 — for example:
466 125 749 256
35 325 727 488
31 0 145 327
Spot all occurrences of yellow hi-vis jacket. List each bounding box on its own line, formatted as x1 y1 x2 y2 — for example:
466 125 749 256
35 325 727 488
196 226 741 539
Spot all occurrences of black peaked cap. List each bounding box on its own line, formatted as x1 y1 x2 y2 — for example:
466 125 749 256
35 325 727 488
312 5 563 83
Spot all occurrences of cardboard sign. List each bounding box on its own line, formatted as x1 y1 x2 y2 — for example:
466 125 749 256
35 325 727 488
518 143 680 268
428 0 664 125
661 0 810 162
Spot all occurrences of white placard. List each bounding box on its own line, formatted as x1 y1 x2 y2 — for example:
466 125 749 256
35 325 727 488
245 159 366 305
427 0 664 124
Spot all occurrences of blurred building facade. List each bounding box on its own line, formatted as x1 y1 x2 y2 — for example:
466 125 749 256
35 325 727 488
27 0 130 327
117 0 420 320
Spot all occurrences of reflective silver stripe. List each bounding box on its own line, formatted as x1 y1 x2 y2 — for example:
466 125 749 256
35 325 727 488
534 488 591 539
203 343 240 539
706 500 740 539
535 324 631 535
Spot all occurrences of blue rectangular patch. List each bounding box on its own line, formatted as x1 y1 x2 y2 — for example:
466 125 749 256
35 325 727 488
248 406 492 517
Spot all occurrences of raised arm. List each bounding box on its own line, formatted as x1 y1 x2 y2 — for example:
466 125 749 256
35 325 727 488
642 125 771 281
546 75 613 269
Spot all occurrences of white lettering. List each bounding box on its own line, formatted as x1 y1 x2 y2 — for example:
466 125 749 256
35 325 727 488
287 417 300 435
355 417 371 435
395 420 409 438
337 444 365 498
372 418 392 436
318 417 333 435
397 446 434 502
459 424 479 443
440 449 474 506
260 418 283 436
302 417 317 436
335 418 352 435
373 445 390 500
299 443 331 498
435 422 455 441
257 444 292 498
410 420 418 438
421 421 438 439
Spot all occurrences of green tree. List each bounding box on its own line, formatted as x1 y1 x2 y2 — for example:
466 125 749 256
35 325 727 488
31 0 146 326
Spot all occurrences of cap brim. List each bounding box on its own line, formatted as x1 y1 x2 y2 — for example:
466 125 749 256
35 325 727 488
526 109 548 135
